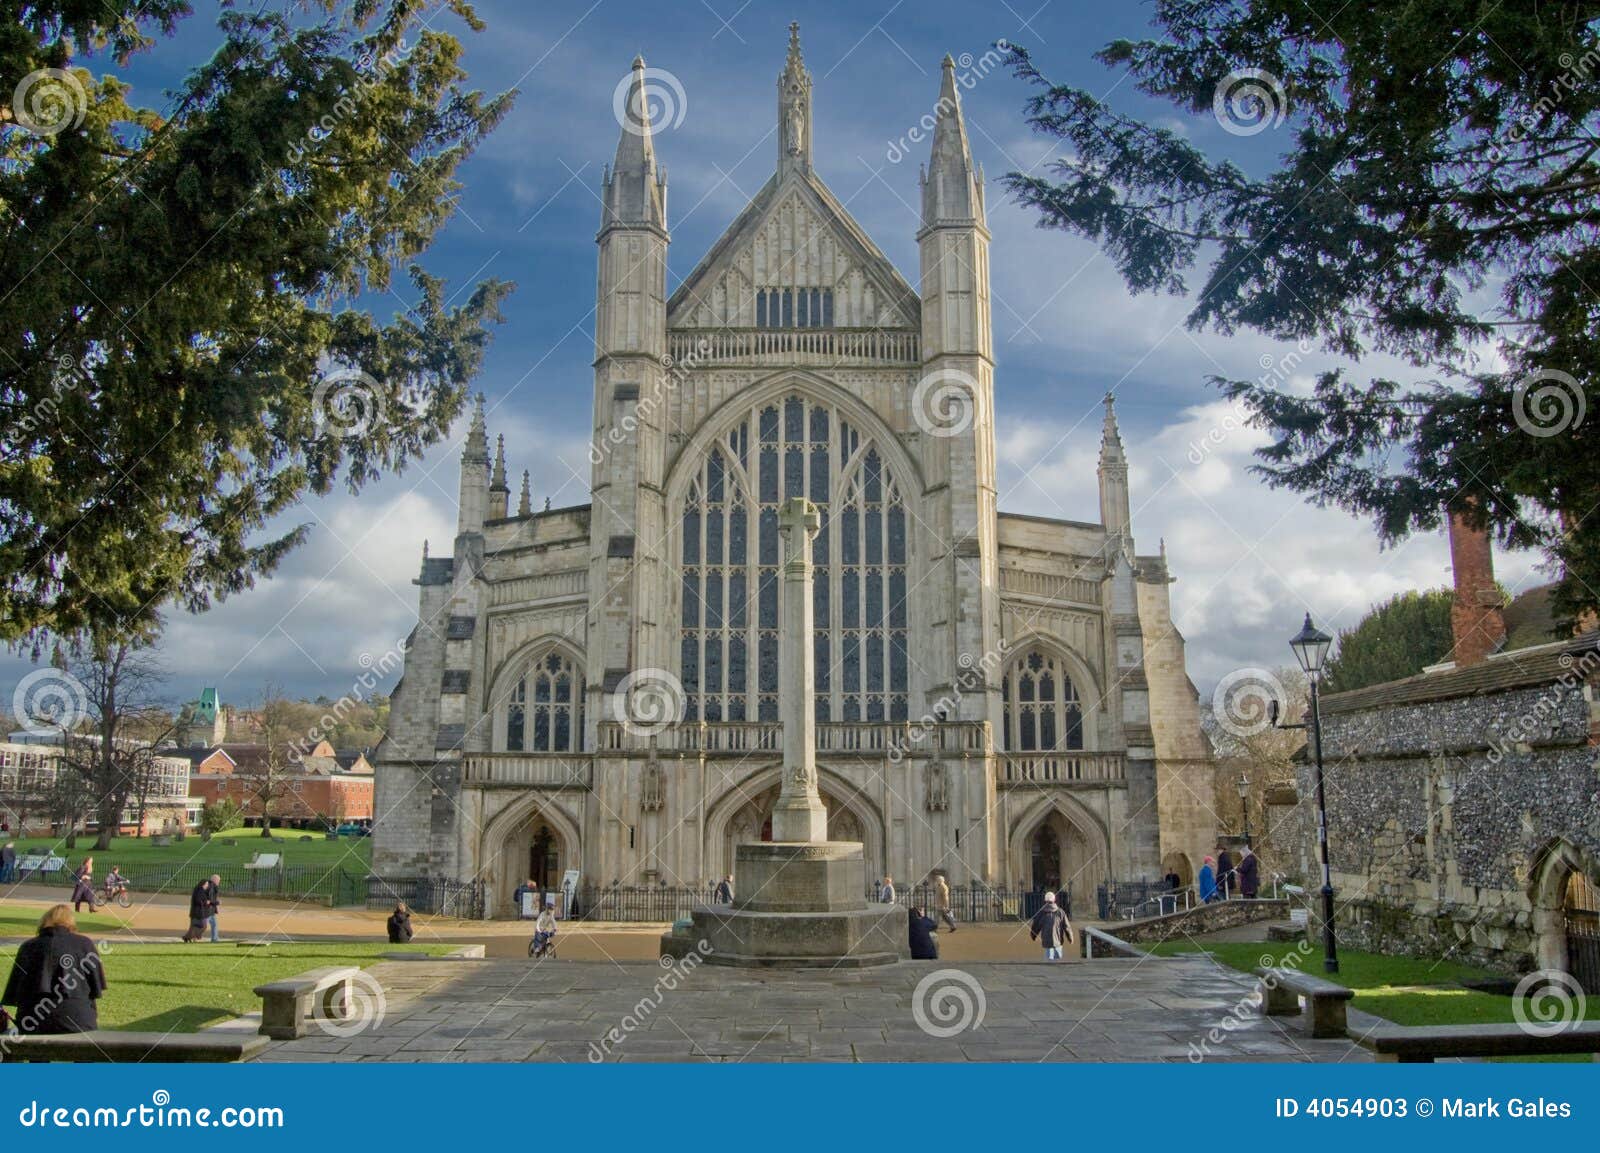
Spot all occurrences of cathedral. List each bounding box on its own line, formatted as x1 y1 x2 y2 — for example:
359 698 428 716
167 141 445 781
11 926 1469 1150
372 28 1215 914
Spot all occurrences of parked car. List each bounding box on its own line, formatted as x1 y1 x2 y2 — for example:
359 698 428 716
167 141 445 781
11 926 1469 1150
336 823 371 837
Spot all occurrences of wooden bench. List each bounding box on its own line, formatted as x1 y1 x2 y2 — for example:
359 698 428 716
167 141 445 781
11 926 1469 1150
252 966 359 1040
1 1031 269 1063
1356 1021 1600 1062
1256 967 1354 1038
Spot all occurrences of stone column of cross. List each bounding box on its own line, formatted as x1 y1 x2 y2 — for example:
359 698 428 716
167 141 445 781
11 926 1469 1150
769 496 827 843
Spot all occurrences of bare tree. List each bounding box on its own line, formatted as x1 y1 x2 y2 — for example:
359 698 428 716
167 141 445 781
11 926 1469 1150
52 634 173 850
1202 665 1309 865
240 684 300 837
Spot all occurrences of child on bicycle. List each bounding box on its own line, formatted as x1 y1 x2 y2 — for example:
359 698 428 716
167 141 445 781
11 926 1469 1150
103 866 127 896
531 900 557 958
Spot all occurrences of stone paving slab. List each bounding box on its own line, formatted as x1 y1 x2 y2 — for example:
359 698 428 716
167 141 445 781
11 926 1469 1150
253 954 1369 1064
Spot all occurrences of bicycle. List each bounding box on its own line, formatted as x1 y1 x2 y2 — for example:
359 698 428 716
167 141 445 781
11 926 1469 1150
92 881 132 909
527 932 558 960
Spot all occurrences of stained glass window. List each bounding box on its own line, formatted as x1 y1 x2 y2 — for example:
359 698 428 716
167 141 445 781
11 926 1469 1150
680 396 909 724
1002 649 1084 751
504 651 585 752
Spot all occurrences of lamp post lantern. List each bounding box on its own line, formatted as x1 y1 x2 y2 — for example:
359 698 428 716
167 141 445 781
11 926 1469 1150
1288 612 1338 974
1236 772 1252 847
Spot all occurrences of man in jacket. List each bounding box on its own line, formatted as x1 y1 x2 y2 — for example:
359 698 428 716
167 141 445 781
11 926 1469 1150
1217 847 1235 900
933 873 957 932
878 875 896 904
1029 890 1074 960
713 875 733 904
2 904 106 1033
183 875 220 942
0 841 16 884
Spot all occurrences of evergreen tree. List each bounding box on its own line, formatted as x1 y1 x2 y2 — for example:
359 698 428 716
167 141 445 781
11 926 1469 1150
1 1 514 647
1001 2 1600 623
1323 589 1457 692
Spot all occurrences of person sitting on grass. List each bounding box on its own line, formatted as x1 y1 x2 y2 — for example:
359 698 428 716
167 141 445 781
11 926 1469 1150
387 902 414 944
1 904 107 1035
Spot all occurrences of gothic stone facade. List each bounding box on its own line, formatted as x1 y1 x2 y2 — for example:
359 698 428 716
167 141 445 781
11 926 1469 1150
1309 634 1600 974
373 33 1215 914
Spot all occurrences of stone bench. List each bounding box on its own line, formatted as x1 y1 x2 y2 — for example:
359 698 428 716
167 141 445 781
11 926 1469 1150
1256 966 1354 1038
1 1030 269 1063
252 966 360 1040
1355 1021 1600 1062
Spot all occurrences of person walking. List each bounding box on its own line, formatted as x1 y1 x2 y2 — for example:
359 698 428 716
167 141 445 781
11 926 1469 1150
386 902 414 944
205 874 222 941
0 841 16 884
2 905 107 1034
182 875 219 942
1198 856 1218 903
907 906 939 960
1236 847 1260 899
878 875 896 904
69 857 95 912
1029 891 1074 960
1216 846 1234 900
714 874 733 904
933 873 957 932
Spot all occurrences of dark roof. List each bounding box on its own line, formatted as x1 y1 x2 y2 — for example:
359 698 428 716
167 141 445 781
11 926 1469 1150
1321 630 1599 714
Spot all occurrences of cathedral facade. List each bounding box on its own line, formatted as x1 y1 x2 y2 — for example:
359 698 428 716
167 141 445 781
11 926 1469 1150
373 30 1215 914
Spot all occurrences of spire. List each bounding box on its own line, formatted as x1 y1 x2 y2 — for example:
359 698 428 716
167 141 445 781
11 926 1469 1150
464 394 489 464
777 22 813 175
603 56 667 231
491 434 508 490
1099 392 1126 469
921 54 985 226
518 470 532 517
1098 392 1131 543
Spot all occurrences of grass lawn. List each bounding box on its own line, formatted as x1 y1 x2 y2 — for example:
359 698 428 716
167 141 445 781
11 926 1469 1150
6 833 372 874
1153 938 1600 1059
0 907 132 937
0 940 445 1032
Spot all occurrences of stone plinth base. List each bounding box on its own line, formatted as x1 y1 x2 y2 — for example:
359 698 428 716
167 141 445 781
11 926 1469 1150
658 840 908 968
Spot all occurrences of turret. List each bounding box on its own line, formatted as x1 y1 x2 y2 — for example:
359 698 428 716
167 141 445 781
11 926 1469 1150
489 434 510 520
1098 392 1131 545
457 394 490 538
518 470 532 518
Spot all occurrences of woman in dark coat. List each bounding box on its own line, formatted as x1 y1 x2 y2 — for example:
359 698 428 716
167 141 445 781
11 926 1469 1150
70 857 95 912
181 877 216 943
1236 848 1260 899
386 903 414 944
2 904 106 1034
907 906 939 960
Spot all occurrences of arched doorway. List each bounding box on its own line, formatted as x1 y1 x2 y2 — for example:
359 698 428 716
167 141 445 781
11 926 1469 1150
1010 797 1110 909
493 809 570 919
1030 824 1061 891
708 769 882 881
1162 852 1195 889
1530 839 1600 988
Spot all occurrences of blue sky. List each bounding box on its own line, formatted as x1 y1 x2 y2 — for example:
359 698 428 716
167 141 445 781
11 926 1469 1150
2 0 1542 718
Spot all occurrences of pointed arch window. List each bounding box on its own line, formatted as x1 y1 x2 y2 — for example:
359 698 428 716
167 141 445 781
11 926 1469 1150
1001 649 1084 751
505 652 585 752
680 395 908 725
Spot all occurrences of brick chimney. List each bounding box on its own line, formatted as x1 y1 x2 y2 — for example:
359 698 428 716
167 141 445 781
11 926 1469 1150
1448 509 1506 667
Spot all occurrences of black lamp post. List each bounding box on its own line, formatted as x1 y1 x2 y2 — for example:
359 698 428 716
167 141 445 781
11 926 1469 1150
1236 772 1252 847
1286 612 1338 974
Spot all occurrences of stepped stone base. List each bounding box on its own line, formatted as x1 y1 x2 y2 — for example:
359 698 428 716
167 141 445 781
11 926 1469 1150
660 840 908 968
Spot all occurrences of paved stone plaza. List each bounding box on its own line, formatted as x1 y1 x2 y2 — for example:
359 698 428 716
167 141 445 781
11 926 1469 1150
251 955 1370 1063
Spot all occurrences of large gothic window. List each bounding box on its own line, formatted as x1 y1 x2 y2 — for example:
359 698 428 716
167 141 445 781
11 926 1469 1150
680 395 909 725
1001 649 1084 751
505 652 585 752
